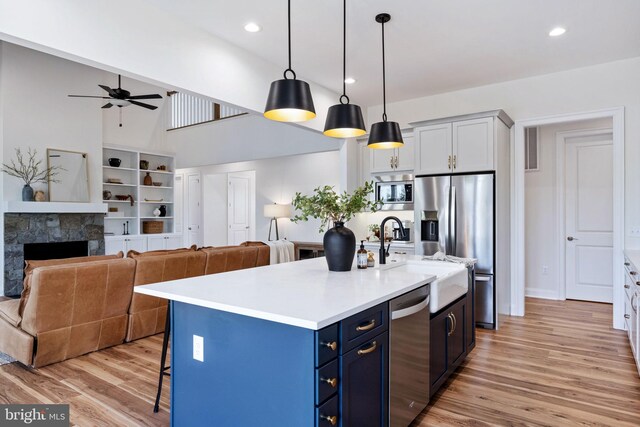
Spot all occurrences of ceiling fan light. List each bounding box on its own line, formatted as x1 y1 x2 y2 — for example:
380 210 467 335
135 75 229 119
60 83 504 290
110 99 131 107
367 120 404 149
264 78 316 122
324 103 366 138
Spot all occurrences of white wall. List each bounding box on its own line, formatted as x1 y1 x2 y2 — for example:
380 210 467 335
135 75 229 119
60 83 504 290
179 151 341 244
0 0 339 134
168 114 339 168
525 118 612 299
1 42 103 202
367 56 640 248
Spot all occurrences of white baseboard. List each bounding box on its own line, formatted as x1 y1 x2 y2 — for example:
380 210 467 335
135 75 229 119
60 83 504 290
525 288 562 300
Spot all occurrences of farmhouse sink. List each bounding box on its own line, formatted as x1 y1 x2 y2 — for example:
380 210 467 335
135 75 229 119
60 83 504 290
382 259 468 313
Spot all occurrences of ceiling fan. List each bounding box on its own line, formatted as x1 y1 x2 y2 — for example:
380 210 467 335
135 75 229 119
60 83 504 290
68 74 162 110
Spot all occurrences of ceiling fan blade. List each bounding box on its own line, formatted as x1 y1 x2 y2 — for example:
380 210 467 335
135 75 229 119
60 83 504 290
99 84 118 97
102 103 113 109
68 95 112 99
129 100 158 110
127 94 163 100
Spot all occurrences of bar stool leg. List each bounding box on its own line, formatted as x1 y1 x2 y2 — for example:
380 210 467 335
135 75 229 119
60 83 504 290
153 302 171 413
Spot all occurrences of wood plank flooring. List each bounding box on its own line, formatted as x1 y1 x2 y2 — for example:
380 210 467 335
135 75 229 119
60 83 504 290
0 298 638 426
414 298 640 426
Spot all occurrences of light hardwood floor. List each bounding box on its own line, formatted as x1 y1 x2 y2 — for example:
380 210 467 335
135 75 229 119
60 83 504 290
0 298 638 426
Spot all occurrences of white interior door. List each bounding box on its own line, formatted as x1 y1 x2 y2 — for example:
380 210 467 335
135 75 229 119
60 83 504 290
187 173 202 247
228 174 251 245
565 137 613 302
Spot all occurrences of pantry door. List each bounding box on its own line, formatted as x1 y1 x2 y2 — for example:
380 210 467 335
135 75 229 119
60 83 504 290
565 134 613 303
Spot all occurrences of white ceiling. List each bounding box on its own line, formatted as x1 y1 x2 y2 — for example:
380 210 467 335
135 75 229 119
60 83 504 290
152 0 640 107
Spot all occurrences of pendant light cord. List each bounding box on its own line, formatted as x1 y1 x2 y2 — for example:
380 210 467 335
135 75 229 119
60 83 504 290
284 0 296 79
342 0 347 101
381 18 387 122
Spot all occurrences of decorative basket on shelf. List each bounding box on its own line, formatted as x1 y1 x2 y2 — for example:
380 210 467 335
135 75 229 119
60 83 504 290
142 221 164 234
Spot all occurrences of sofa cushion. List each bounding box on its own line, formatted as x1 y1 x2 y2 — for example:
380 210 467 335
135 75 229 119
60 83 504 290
20 252 124 316
18 258 136 367
126 250 206 342
127 245 197 258
0 316 34 366
200 243 270 275
0 299 21 327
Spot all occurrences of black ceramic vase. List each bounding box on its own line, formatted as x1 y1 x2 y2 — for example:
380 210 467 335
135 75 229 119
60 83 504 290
22 184 34 201
323 221 356 272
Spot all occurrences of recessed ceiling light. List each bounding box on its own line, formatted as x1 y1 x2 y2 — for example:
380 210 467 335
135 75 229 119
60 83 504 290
244 22 262 33
549 27 566 37
344 77 356 85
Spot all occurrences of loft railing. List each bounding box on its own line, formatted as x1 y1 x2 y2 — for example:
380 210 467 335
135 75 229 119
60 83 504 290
167 91 247 130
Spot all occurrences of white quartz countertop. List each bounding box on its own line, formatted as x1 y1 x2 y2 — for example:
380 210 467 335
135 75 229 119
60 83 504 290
624 249 640 270
135 256 435 330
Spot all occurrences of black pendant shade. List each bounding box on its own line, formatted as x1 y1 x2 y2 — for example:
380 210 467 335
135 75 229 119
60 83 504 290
367 120 404 149
324 103 366 138
264 0 316 123
264 78 316 122
323 0 366 138
368 13 403 149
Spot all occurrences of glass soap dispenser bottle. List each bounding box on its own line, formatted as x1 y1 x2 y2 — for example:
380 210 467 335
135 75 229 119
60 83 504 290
357 241 368 269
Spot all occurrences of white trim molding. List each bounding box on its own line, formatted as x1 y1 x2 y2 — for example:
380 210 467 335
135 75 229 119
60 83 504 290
3 201 108 213
513 107 625 330
525 288 561 300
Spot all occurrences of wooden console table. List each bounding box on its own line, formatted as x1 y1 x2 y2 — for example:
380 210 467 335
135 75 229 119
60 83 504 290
292 241 324 261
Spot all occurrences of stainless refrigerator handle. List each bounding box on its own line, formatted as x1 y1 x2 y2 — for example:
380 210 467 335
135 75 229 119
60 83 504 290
450 185 457 256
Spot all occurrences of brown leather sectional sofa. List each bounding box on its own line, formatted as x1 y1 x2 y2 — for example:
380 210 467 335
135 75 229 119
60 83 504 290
0 242 270 368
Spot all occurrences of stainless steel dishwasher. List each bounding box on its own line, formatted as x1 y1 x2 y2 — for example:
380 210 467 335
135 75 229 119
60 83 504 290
389 285 430 427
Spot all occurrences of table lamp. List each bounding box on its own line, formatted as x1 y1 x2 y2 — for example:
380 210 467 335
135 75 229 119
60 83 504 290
264 203 292 241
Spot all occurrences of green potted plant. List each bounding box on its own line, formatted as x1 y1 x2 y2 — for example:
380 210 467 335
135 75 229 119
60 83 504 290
292 181 380 271
1 148 61 201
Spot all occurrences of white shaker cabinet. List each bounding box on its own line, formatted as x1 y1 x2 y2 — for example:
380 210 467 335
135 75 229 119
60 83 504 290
453 117 494 173
623 251 640 375
369 132 414 174
413 113 509 175
104 235 147 255
148 234 184 251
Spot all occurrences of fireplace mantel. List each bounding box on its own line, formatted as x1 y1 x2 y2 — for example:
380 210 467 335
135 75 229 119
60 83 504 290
3 201 108 214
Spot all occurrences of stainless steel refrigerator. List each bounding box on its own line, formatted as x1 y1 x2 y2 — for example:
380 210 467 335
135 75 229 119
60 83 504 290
414 173 495 328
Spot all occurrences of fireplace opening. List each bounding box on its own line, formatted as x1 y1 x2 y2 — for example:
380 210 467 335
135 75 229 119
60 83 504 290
24 241 89 264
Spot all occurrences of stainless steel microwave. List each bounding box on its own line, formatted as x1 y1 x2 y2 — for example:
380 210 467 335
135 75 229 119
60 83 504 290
375 175 414 210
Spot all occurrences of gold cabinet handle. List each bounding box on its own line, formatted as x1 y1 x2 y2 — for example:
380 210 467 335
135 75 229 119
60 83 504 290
322 341 337 351
355 319 376 331
448 155 451 169
321 377 338 388
453 155 457 169
357 341 378 355
320 415 338 426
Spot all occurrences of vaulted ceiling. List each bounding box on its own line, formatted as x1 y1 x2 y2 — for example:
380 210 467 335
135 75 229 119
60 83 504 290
152 0 640 107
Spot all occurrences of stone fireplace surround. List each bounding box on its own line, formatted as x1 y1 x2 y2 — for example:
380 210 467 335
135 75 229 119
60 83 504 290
4 213 105 296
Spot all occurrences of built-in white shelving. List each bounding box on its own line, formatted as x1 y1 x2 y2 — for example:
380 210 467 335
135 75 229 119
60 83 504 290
102 145 176 237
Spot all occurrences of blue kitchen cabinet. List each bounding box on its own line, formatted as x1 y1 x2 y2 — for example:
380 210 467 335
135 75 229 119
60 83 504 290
340 331 389 427
170 301 390 427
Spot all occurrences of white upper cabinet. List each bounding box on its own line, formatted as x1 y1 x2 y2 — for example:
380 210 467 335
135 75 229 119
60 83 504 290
453 117 494 173
414 116 498 175
415 123 453 175
369 132 414 174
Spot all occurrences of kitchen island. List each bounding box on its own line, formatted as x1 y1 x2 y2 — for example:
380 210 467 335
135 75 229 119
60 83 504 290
136 256 440 427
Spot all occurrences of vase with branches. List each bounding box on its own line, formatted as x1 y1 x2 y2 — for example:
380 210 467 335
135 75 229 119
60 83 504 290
2 148 61 201
292 181 380 271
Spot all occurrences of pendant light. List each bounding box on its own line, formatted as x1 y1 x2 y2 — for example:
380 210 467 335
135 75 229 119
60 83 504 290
264 0 316 122
368 13 403 149
323 0 366 138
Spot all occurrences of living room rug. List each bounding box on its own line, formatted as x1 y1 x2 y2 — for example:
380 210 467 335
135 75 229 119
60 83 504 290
0 352 16 365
